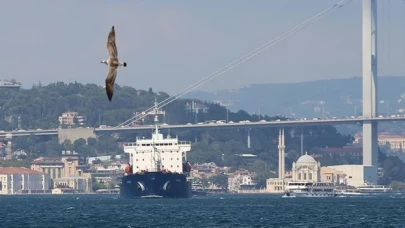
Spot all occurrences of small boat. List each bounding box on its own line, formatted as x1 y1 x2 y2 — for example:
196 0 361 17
283 181 338 197
356 185 392 193
191 183 207 196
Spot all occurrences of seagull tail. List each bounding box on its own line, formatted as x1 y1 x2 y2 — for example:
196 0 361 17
107 93 113 102
106 88 113 102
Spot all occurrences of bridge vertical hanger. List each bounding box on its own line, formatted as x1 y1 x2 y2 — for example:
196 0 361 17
300 128 304 156
247 128 251 149
362 0 378 184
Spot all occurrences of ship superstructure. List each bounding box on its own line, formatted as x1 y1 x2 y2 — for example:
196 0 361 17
283 181 338 197
120 100 192 198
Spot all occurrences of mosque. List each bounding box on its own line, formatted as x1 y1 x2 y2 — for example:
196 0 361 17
266 128 377 193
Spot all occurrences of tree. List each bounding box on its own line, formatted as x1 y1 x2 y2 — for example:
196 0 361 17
63 139 74 151
0 81 356 179
74 138 86 150
92 180 105 192
208 174 228 189
87 137 97 147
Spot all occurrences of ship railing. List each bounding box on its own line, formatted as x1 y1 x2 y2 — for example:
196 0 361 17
124 142 136 146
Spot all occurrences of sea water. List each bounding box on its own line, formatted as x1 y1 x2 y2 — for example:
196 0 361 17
0 193 403 227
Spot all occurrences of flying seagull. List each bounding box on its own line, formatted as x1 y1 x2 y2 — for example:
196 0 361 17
101 25 127 102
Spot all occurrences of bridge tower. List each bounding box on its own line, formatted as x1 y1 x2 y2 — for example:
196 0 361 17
362 0 378 184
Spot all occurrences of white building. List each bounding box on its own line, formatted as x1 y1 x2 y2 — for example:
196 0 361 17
325 165 377 187
228 172 255 192
0 167 50 194
266 178 289 193
87 155 122 164
58 111 87 126
53 175 92 193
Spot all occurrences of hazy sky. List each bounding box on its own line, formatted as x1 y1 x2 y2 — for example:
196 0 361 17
1 0 404 94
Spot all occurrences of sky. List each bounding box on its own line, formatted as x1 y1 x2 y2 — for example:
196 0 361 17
0 0 404 94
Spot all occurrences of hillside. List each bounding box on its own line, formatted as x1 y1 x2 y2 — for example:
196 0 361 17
0 82 359 187
185 76 405 118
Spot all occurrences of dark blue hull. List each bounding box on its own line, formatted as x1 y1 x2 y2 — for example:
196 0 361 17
120 172 192 199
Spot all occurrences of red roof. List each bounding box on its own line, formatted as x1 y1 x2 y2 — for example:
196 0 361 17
0 167 45 175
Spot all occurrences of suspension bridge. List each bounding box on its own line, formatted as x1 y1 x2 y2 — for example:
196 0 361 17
2 0 405 184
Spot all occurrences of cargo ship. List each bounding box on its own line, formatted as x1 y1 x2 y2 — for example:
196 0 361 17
119 101 192 199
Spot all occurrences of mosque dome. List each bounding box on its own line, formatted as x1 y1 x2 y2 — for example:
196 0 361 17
296 152 317 164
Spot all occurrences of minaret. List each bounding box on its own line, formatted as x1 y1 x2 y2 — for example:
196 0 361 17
278 128 285 179
282 128 285 179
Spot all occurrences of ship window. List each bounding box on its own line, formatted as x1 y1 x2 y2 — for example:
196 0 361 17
162 166 164 168
309 173 312 180
136 159 138 161
162 158 164 160
142 144 145 146
177 158 179 160
142 159 144 161
171 165 173 167
171 158 173 160
136 166 139 168
164 143 168 146
177 165 179 167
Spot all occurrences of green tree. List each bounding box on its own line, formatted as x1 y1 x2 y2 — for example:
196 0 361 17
74 138 86 151
208 174 228 189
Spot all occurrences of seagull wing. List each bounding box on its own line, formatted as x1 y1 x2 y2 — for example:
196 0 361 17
106 26 118 57
105 65 118 102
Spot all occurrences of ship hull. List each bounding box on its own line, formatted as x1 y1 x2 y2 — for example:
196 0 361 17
283 191 338 197
120 172 192 199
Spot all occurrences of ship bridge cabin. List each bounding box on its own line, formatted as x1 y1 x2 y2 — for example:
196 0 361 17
124 131 191 174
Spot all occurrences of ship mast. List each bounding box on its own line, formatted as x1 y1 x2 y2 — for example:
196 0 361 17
145 98 165 171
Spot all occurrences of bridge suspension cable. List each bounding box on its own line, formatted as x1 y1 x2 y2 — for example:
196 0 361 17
116 0 354 127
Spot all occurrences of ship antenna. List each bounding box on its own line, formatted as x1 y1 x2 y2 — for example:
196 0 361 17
144 97 166 171
151 97 165 135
